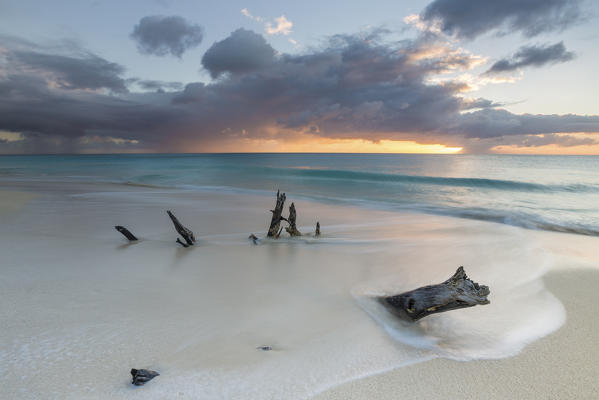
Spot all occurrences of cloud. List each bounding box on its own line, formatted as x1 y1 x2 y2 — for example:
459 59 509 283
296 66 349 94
241 8 263 22
1 30 599 154
485 42 575 74
420 0 583 39
0 37 179 152
265 16 293 35
460 97 505 110
0 73 177 140
130 15 203 58
135 79 183 92
241 9 294 37
201 28 276 78
0 130 23 142
495 133 597 148
4 38 127 93
439 72 522 92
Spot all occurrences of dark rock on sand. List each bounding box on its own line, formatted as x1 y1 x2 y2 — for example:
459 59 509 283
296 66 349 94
131 368 160 386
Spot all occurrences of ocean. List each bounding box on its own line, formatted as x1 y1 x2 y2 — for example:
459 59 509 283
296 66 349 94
2 153 599 236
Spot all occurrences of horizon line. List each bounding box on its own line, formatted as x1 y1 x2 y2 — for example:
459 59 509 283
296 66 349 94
1 152 599 157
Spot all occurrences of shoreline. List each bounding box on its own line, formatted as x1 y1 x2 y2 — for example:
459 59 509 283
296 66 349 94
1 183 598 399
3 175 599 240
314 268 599 399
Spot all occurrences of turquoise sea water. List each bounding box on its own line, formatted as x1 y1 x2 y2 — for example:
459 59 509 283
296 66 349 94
1 153 598 235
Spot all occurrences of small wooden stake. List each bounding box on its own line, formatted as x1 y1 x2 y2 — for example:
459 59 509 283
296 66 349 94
115 226 138 241
167 210 195 246
285 202 302 236
267 190 287 237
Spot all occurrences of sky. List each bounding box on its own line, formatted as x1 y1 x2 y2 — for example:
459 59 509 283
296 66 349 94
1 0 599 154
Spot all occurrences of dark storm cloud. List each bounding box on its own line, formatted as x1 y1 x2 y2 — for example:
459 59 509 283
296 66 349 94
136 79 183 91
460 98 505 110
456 109 599 139
131 15 203 58
421 0 583 39
485 42 575 74
1 29 599 154
201 28 276 78
190 32 481 137
0 37 182 152
499 133 597 148
11 49 128 93
0 73 179 139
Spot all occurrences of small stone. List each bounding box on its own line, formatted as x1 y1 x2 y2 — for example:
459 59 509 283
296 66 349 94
131 368 160 386
256 346 272 351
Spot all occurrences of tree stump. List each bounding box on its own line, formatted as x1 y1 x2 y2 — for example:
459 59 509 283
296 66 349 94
379 267 490 322
267 190 287 237
167 210 195 246
285 202 302 236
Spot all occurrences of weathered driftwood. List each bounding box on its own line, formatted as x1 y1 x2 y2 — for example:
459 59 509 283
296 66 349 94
248 234 260 245
267 190 287 238
315 221 320 236
115 226 138 241
131 368 159 386
285 202 302 236
379 266 490 322
167 210 195 246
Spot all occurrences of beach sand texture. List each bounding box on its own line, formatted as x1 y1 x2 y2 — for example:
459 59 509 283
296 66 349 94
0 190 37 217
316 269 599 399
1 183 598 399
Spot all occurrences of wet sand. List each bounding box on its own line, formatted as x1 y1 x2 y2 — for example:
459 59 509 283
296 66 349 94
1 184 597 399
315 268 599 399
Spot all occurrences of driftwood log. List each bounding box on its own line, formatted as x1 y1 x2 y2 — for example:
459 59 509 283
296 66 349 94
315 222 320 236
167 210 195 246
285 202 301 236
131 368 159 386
380 267 490 322
267 190 287 238
115 226 138 241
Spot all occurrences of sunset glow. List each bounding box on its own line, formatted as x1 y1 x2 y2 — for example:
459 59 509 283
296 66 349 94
1 0 598 154
3 2 599 399
195 137 464 154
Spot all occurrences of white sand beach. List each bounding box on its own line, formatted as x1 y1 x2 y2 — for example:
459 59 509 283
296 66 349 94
0 190 38 217
3 0 599 396
1 182 598 399
316 269 599 399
